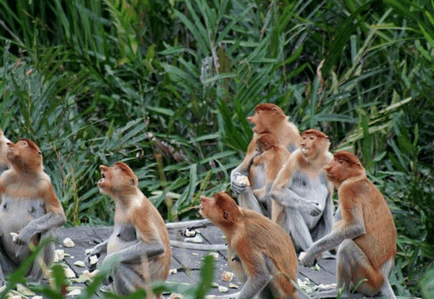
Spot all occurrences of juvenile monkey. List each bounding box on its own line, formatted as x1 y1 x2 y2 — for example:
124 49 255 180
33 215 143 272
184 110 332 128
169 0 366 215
251 133 290 220
200 192 298 299
302 151 397 298
231 104 300 217
0 139 66 284
0 129 11 175
269 129 334 252
85 162 171 297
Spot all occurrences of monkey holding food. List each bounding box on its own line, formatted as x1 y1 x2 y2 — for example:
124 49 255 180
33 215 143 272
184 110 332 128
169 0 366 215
231 103 300 217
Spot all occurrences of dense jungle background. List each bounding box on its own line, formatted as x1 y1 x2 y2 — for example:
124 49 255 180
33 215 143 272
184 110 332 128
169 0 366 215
0 0 433 297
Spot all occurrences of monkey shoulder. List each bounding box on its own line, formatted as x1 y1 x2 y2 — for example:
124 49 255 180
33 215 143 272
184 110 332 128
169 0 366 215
274 153 299 186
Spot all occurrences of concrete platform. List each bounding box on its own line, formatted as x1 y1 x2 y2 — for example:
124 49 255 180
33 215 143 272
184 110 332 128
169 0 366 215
52 224 385 299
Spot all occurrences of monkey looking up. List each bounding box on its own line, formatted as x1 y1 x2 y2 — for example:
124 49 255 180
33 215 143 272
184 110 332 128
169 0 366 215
200 192 299 299
302 151 397 298
0 129 11 175
85 162 171 298
0 139 66 285
230 103 300 217
269 129 334 252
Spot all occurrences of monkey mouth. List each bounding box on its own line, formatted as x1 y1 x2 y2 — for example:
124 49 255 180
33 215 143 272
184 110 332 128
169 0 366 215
301 147 309 155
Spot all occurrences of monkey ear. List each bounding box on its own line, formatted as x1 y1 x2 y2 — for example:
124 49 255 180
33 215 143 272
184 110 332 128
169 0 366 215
272 108 278 114
223 211 228 220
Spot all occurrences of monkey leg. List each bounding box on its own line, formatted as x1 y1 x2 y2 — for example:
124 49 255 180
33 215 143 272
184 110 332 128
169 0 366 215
337 239 384 297
228 247 247 284
28 242 55 283
378 258 397 299
285 209 313 252
0 245 17 285
112 263 147 296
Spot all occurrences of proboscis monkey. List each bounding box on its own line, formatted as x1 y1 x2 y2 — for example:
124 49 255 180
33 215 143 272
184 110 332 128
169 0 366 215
0 129 11 175
302 151 397 298
200 192 298 299
84 162 171 297
0 139 66 285
251 133 290 222
269 129 334 252
230 104 300 217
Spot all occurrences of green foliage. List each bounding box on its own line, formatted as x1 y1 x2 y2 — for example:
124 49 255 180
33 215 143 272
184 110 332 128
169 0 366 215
0 0 434 296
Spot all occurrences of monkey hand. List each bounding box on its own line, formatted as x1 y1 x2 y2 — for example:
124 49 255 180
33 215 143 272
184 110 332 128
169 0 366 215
230 170 248 194
14 228 34 246
304 201 323 217
85 247 102 269
301 248 319 268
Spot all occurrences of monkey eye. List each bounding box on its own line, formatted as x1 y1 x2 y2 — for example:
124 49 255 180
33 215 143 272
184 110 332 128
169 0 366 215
38 150 42 155
101 173 106 178
223 211 228 220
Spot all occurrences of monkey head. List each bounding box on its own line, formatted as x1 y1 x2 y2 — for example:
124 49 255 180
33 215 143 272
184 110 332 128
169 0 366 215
256 133 278 154
247 103 286 134
6 139 42 171
98 162 138 197
324 151 364 187
200 192 241 226
300 129 330 160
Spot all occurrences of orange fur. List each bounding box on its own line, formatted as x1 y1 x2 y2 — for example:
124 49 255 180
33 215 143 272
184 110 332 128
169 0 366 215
200 192 298 299
0 139 63 214
0 129 11 172
99 162 171 296
241 103 300 192
324 151 396 294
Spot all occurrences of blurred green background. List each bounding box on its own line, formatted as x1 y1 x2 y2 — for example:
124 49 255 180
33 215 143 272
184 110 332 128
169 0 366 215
0 0 433 296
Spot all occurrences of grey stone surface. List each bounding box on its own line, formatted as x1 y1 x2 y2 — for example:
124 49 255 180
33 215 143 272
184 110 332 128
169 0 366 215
52 226 384 298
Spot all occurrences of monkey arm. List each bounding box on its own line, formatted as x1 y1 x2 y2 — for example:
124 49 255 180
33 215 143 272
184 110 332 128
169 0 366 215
15 212 67 246
231 139 258 194
104 240 165 264
85 240 108 268
270 187 322 216
302 205 365 267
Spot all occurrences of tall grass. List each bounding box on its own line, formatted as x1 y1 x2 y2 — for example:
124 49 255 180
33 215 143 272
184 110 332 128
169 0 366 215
0 0 433 296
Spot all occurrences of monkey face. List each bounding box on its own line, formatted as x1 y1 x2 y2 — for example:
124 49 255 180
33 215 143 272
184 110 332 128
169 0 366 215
199 195 218 221
6 139 42 170
324 153 363 186
200 192 239 225
98 162 138 196
300 134 318 157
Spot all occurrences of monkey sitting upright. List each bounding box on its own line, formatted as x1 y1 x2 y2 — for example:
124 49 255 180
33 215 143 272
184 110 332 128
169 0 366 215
269 129 334 252
200 192 298 299
250 133 290 221
0 129 11 175
230 103 300 217
85 162 171 298
0 139 66 285
302 151 397 298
